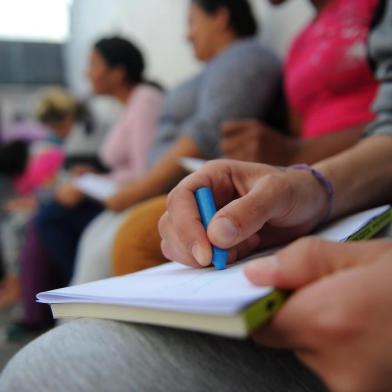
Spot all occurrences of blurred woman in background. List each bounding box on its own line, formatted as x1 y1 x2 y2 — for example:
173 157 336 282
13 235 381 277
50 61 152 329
221 0 380 164
70 0 281 286
111 0 381 279
0 87 85 308
6 36 163 338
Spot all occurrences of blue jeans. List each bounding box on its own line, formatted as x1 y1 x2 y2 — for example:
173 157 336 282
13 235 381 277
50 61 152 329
35 200 103 283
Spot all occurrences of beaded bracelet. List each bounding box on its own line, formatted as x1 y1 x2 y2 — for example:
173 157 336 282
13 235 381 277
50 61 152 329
290 164 335 224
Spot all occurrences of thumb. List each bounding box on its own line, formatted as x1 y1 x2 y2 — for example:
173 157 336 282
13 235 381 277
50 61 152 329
245 238 392 289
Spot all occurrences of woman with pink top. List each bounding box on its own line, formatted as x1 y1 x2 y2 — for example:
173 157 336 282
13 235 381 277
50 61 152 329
222 0 380 165
4 37 162 339
29 37 163 283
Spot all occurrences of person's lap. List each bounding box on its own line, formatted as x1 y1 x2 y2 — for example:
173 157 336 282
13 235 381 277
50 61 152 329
112 195 168 276
0 318 327 392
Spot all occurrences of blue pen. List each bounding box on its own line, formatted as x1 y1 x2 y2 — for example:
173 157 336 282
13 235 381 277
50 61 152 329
195 187 228 270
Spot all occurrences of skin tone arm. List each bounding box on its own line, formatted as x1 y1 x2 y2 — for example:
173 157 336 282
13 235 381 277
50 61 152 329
105 136 201 212
55 136 201 210
221 119 363 166
159 135 392 267
314 135 392 218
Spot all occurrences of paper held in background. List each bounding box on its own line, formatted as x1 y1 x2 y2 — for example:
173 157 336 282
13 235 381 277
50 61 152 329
74 174 119 202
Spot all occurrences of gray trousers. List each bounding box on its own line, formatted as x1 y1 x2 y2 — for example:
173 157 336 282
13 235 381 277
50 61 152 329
1 211 31 276
0 319 327 392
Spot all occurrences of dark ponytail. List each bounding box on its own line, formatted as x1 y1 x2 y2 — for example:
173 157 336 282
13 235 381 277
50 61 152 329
94 36 164 91
192 0 258 38
94 37 145 85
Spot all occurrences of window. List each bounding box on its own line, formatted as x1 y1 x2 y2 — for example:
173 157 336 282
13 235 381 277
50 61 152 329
0 0 71 43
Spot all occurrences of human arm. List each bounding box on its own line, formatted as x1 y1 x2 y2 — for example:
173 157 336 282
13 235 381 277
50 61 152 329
3 196 38 213
221 119 363 166
105 136 200 212
313 135 392 218
159 135 392 268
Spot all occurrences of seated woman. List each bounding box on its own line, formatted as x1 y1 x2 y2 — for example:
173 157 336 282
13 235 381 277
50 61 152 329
221 0 380 164
111 0 381 277
35 36 164 282
1 0 391 387
67 0 281 285
0 87 86 308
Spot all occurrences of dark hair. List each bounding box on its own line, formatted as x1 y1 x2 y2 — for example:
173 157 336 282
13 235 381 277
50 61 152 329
0 140 29 177
192 0 258 38
94 36 145 85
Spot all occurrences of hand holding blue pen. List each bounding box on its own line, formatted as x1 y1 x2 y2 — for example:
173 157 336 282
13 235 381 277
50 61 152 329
195 187 229 270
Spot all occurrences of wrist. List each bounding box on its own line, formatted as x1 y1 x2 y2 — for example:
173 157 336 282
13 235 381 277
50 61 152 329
289 164 335 225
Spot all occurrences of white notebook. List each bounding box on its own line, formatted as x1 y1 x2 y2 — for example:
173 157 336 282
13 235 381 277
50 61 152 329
74 174 119 201
38 205 392 338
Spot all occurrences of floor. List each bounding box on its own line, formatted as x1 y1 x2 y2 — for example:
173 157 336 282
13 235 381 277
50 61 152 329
0 307 38 373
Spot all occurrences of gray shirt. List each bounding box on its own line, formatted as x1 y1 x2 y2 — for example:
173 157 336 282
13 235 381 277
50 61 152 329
365 0 392 137
147 38 281 166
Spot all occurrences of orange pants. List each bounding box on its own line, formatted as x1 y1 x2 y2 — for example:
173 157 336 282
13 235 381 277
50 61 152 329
112 195 168 276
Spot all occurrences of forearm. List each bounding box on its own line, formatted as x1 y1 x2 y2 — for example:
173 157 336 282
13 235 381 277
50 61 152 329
289 127 363 165
107 137 201 211
314 135 392 219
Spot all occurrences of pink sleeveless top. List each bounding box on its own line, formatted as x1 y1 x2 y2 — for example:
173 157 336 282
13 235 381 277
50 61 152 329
285 0 379 139
13 146 65 195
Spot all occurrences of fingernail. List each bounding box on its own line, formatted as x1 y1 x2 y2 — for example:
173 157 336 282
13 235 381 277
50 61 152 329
192 244 210 267
247 256 278 282
211 217 238 247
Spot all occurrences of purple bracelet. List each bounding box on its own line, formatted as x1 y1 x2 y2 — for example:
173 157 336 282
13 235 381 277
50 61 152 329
290 164 335 224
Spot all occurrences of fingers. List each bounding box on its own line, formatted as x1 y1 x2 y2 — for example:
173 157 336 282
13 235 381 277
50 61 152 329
221 137 249 157
221 120 261 159
161 161 235 267
207 172 293 248
159 199 211 268
161 160 273 267
245 238 392 290
221 119 257 136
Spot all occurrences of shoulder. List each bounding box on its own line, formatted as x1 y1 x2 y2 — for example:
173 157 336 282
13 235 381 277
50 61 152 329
163 74 202 102
207 38 280 78
132 84 164 104
171 74 202 93
125 84 164 115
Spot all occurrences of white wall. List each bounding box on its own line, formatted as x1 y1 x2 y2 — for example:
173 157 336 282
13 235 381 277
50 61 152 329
66 0 314 95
